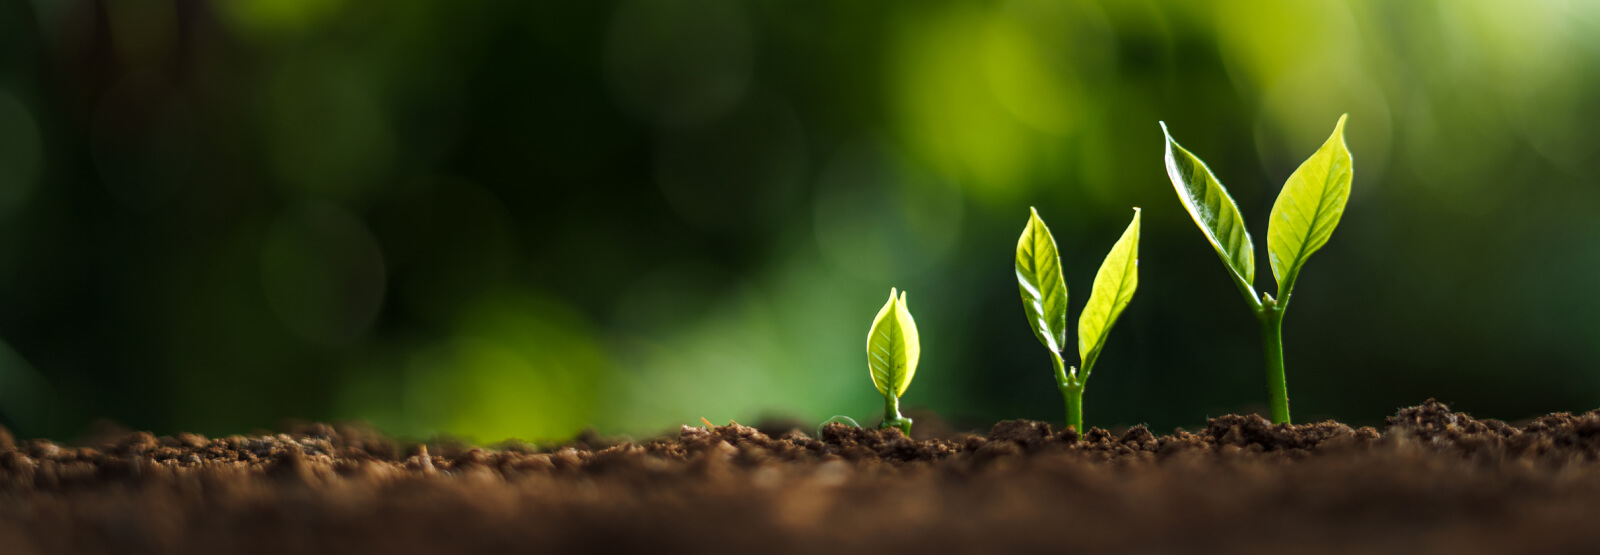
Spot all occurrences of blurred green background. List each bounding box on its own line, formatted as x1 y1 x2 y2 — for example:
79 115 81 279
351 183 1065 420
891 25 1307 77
1 0 1599 440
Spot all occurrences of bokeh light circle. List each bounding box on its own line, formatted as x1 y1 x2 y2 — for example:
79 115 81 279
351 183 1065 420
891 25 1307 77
260 203 387 345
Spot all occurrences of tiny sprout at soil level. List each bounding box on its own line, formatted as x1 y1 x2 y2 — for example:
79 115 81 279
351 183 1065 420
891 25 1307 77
1015 207 1141 433
867 288 920 435
1161 114 1353 425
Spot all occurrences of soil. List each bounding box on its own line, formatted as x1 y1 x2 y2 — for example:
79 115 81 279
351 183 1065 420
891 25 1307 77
3 400 1600 554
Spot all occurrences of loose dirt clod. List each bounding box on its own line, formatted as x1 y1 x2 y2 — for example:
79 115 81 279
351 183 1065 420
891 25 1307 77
3 400 1600 554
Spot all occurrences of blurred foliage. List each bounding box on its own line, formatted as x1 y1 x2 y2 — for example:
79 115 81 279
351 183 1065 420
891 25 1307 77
2 0 1600 439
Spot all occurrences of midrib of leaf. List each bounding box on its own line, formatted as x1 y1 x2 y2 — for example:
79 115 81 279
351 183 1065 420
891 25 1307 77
1276 163 1340 286
869 309 904 396
1085 250 1137 344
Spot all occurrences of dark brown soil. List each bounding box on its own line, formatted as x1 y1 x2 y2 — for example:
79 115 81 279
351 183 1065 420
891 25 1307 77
4 400 1600 554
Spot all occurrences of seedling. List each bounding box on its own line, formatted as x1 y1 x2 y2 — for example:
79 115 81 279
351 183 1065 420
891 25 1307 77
1015 207 1141 433
1160 115 1353 425
867 288 920 435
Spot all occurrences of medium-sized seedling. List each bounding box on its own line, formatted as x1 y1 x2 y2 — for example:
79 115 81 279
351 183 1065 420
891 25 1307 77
1160 115 1353 424
1016 207 1141 433
867 288 920 435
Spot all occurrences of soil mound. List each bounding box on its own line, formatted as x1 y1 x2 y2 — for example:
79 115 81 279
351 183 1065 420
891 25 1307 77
4 400 1600 554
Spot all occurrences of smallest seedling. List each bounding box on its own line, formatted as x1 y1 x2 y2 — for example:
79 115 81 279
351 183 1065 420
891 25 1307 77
867 288 920 435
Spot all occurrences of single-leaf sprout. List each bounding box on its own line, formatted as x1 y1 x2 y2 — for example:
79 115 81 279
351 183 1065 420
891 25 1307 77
1015 207 1141 433
867 288 920 435
1160 115 1353 424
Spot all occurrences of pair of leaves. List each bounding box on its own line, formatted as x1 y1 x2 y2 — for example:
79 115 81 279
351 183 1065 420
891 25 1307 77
867 288 920 398
1161 115 1352 304
1015 207 1141 375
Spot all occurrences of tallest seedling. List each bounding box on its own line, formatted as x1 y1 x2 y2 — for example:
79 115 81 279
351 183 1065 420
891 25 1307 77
1161 115 1353 424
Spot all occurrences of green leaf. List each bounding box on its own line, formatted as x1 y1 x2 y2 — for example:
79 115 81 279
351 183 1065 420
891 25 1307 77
1268 114 1353 300
1015 207 1069 353
866 288 920 397
1078 208 1140 375
1160 122 1256 295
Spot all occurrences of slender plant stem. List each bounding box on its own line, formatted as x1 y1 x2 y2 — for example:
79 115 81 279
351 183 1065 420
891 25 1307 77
881 390 913 436
1257 306 1291 424
1061 384 1084 434
1048 351 1084 433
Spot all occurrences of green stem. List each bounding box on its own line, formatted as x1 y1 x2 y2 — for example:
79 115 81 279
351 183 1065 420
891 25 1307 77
1061 384 1083 434
1257 304 1291 425
1050 351 1083 433
882 390 913 436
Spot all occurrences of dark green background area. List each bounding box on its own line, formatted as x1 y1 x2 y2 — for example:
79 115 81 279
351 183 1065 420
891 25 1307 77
1 0 1597 440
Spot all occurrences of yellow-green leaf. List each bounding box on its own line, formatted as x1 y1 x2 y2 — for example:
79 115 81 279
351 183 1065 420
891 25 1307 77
1078 208 1140 374
866 288 920 397
1015 207 1068 353
1161 122 1255 293
1268 114 1353 299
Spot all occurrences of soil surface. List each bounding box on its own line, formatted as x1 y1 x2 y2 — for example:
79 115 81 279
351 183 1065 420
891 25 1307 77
3 400 1600 554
